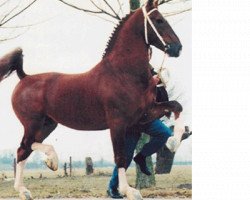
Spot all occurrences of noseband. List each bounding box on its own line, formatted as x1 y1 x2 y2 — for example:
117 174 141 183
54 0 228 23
142 6 170 51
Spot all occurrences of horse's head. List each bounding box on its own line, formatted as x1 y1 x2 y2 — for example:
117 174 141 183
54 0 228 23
143 0 182 57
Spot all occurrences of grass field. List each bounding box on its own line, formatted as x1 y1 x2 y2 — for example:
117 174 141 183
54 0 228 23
0 166 191 198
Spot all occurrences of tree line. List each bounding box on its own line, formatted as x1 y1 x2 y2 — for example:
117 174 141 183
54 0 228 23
0 150 191 171
0 152 115 170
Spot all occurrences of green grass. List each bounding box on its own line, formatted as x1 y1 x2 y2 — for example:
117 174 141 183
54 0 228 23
0 166 191 198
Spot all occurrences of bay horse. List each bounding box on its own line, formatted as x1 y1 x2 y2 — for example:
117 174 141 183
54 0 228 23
0 0 183 199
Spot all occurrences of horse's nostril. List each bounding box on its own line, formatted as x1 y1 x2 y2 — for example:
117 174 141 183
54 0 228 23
175 44 182 57
179 44 182 51
166 43 182 57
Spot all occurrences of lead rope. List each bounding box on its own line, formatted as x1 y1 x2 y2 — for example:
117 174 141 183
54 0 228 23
157 52 168 88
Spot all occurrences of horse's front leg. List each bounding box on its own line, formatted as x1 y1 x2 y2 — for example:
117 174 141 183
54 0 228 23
147 101 185 152
109 122 142 200
139 100 183 124
166 113 185 152
118 168 143 200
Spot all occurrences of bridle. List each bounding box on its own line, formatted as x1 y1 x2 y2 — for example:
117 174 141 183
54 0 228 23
142 5 170 52
142 5 169 87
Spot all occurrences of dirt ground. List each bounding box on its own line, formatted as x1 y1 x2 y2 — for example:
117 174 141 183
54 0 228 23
0 198 191 200
0 166 191 200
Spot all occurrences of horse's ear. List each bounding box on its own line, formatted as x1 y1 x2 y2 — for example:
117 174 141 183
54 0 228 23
147 0 158 8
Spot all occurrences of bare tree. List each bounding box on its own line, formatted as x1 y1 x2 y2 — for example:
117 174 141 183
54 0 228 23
0 0 191 41
135 133 155 189
56 0 191 23
0 0 37 27
0 0 38 42
57 0 125 24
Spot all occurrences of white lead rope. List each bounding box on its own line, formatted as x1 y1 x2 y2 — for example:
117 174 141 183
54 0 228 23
157 53 168 88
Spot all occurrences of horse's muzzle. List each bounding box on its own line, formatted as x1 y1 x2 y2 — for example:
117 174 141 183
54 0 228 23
165 43 182 57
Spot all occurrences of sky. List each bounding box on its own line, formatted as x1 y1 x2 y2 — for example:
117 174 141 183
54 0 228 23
0 0 192 162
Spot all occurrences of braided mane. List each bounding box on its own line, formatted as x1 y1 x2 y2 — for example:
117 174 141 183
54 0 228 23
102 12 134 58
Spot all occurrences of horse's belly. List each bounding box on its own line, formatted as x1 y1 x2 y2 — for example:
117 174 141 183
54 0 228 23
58 118 108 131
46 93 107 131
48 109 108 131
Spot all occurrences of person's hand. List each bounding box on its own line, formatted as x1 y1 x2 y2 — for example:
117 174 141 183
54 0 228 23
152 75 160 85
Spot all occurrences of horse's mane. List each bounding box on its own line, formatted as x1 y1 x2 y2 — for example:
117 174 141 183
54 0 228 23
102 12 134 58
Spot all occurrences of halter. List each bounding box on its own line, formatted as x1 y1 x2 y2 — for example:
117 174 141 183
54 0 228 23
142 5 170 50
142 5 169 87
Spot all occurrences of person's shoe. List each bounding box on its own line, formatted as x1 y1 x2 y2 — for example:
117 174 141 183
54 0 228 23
166 136 181 153
133 153 151 176
107 188 123 199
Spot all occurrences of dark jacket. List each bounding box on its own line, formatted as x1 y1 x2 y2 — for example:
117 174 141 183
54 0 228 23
151 68 169 102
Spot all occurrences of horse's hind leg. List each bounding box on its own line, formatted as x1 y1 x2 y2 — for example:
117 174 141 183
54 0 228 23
31 116 58 171
14 116 57 200
31 143 58 171
14 119 43 200
15 159 32 200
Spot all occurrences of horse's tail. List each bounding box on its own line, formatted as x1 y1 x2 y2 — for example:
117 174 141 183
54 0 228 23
0 48 27 82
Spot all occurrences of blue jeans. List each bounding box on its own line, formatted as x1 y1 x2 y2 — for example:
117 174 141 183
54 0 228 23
108 119 172 190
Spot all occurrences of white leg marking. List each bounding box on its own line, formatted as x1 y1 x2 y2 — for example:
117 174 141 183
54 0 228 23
31 142 58 171
118 168 129 194
14 159 26 191
166 114 185 152
173 114 185 141
118 168 142 200
14 159 33 200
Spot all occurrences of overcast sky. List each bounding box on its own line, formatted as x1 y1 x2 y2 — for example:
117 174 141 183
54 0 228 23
0 0 191 162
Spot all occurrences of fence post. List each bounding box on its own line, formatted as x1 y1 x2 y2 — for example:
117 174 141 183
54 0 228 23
69 156 72 177
63 162 68 177
85 157 94 175
13 158 16 178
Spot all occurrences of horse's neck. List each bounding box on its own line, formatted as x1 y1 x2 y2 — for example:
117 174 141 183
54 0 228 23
108 32 150 74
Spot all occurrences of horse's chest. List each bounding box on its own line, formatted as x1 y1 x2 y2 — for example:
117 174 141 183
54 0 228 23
121 85 156 116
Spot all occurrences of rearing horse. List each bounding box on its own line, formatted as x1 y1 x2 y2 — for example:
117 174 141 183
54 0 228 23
0 1 182 199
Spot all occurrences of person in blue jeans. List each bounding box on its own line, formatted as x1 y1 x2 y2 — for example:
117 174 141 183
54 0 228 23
107 66 175 198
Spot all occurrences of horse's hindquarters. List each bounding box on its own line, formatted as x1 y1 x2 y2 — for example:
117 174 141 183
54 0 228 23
12 72 108 131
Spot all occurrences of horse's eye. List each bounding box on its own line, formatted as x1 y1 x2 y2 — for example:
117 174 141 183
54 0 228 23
156 19 164 24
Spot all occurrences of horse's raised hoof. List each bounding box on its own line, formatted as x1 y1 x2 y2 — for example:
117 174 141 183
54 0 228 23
19 190 33 200
126 187 143 200
166 136 180 153
45 155 58 171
